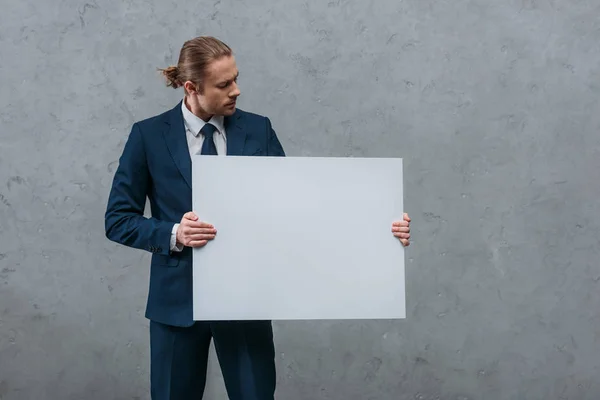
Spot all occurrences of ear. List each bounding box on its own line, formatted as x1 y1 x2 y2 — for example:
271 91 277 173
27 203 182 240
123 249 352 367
184 81 198 94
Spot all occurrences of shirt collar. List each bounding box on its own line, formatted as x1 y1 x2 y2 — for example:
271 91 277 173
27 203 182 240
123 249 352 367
181 99 225 137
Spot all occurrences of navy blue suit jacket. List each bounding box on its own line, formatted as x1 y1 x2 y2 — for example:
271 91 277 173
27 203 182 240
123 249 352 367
105 101 285 327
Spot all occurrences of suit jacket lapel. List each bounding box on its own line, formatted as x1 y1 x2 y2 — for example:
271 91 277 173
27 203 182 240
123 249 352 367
161 105 246 190
163 101 193 189
225 111 246 156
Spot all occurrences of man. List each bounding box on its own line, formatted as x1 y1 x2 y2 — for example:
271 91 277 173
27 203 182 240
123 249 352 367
105 36 411 400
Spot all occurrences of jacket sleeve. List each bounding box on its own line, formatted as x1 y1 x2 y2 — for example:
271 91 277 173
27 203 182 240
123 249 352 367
265 117 286 157
104 122 173 256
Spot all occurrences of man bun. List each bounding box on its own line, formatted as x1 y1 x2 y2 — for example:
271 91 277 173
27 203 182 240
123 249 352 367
158 36 233 92
160 65 181 88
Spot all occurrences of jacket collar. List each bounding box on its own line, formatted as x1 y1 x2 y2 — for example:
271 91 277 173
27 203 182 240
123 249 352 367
162 101 247 189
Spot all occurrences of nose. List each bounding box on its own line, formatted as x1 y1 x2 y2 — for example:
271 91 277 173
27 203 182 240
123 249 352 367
230 81 240 98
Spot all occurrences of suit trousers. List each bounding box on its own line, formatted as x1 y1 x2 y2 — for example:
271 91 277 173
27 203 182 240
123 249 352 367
149 320 276 400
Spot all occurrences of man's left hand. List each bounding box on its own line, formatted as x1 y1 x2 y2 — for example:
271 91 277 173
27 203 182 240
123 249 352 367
392 213 411 247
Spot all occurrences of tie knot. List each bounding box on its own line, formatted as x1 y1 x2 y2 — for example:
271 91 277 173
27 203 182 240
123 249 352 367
200 123 218 140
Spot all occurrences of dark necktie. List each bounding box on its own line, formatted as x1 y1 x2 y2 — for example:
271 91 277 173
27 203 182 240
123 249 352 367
199 123 218 155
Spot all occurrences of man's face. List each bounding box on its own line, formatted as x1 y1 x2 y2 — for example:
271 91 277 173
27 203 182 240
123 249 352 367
194 55 240 117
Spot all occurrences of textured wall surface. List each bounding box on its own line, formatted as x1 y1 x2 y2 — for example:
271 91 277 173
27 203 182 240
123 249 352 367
1 0 600 399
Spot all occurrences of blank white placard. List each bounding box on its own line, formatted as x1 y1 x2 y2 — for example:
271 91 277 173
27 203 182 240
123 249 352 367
191 156 405 321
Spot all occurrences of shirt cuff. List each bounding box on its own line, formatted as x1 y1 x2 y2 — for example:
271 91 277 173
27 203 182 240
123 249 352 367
170 223 183 252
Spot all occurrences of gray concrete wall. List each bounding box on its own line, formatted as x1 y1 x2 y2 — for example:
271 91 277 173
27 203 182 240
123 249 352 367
1 0 599 399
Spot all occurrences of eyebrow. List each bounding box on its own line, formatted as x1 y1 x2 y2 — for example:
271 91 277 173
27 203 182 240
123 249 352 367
218 72 239 85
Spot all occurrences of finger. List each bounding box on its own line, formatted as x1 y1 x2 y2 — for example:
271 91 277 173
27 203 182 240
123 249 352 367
188 240 208 248
400 239 410 247
189 233 216 241
184 227 217 236
394 232 410 239
392 221 409 227
392 226 410 233
403 213 411 222
185 221 215 229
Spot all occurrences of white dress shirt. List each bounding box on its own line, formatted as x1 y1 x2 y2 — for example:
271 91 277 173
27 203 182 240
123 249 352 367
170 99 227 252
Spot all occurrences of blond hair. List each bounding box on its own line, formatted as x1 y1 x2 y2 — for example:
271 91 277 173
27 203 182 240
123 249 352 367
159 36 232 92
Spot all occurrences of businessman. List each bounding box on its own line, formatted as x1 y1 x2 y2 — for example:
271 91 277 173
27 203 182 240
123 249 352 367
105 36 411 400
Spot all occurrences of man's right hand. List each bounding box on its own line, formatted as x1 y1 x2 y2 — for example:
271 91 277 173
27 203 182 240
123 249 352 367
176 212 217 248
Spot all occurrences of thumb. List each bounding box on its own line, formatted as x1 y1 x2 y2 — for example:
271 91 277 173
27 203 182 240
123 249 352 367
183 211 198 221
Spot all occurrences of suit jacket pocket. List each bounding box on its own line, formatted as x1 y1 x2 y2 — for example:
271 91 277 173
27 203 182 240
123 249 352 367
244 139 263 156
152 253 180 267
